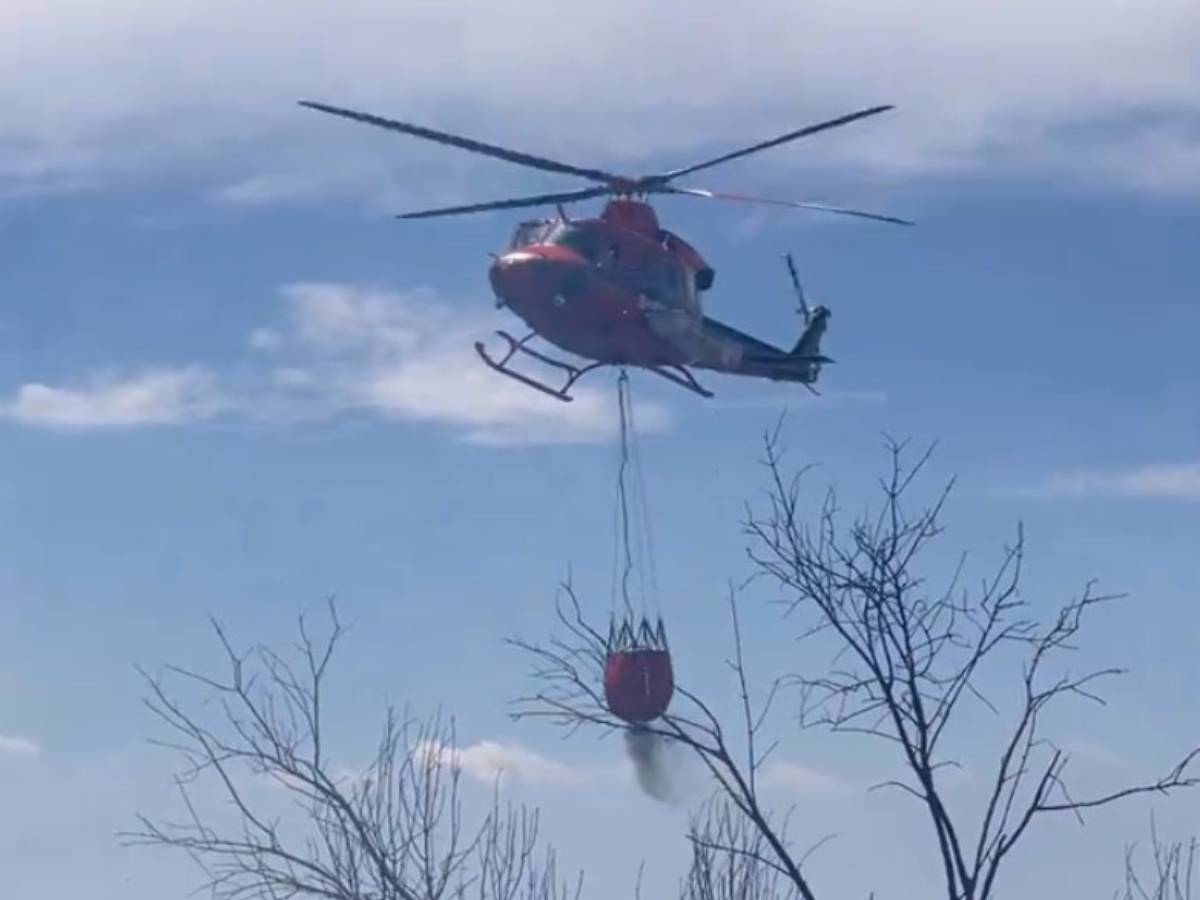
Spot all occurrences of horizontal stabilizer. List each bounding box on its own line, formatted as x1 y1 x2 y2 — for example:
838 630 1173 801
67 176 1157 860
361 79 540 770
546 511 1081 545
743 353 834 367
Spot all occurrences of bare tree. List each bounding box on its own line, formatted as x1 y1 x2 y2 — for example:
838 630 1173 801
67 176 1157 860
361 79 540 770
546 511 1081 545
514 433 1200 900
1118 818 1197 900
747 434 1200 899
683 799 795 900
127 603 577 900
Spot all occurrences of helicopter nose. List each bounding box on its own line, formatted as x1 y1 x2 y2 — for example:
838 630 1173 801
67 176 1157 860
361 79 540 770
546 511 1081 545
488 249 586 308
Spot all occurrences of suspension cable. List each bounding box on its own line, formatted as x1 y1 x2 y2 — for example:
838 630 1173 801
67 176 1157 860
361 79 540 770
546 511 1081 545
625 378 658 613
615 369 636 619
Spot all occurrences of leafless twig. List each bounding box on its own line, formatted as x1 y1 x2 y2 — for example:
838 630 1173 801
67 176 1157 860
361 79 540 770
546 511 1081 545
744 434 1200 900
512 582 819 900
1118 816 1197 900
126 602 578 900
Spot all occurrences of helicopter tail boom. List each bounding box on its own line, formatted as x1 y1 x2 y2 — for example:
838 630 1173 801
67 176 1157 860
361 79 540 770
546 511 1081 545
697 316 832 386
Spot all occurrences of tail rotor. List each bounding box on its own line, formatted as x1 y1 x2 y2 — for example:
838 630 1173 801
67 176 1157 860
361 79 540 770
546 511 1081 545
784 253 832 393
784 252 813 324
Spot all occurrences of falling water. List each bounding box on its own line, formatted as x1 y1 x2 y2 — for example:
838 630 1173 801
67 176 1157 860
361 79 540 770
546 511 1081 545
624 725 680 804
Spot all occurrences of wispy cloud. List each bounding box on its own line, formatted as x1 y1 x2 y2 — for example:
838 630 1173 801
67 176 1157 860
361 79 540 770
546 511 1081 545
0 735 41 758
418 740 847 797
1 283 672 445
1027 461 1200 501
1 367 225 430
760 761 845 795
415 740 585 787
1058 737 1129 770
211 173 341 208
281 282 442 353
2 1 1198 198
711 388 887 412
260 282 673 446
249 328 284 351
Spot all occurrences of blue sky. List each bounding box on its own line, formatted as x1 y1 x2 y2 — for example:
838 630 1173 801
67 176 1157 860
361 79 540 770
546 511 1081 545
2 2 1200 898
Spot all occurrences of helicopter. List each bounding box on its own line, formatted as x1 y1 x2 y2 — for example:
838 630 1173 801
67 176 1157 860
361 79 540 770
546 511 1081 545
298 100 911 401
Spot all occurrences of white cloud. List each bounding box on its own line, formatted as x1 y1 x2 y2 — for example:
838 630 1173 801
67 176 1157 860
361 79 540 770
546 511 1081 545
271 367 314 387
249 328 283 351
360 354 648 447
1033 462 1200 501
415 740 583 787
1076 124 1200 195
1058 738 1129 770
2 367 225 429
282 283 443 355
0 282 670 444
213 174 338 208
760 761 843 795
0 735 41 758
268 282 672 445
1 0 1198 199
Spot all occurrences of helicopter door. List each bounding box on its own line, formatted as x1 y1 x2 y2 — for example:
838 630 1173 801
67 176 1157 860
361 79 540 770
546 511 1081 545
656 258 699 317
677 261 700 315
640 257 702 353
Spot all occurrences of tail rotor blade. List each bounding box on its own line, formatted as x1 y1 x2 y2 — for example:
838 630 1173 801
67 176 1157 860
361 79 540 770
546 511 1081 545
784 253 810 320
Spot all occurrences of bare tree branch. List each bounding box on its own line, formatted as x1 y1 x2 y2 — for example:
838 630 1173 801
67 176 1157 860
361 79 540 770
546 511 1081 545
511 434 1200 900
743 434 1200 900
683 799 821 900
127 604 578 900
512 580 821 900
1118 816 1197 900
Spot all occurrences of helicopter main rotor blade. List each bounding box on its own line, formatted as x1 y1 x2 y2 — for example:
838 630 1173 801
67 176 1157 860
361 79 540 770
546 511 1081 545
660 105 895 182
669 186 914 225
299 100 624 186
396 185 611 220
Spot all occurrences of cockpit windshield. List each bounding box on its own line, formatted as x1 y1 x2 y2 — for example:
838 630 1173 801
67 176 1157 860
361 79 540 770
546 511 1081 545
507 221 603 260
507 219 555 250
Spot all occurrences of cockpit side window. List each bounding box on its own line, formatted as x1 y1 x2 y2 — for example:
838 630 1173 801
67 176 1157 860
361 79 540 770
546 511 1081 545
547 223 602 261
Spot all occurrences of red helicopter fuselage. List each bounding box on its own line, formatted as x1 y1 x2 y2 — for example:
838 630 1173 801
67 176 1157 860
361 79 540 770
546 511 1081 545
488 199 714 368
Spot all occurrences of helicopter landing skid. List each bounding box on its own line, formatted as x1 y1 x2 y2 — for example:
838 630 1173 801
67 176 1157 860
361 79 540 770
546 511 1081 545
475 331 604 402
646 363 714 398
474 331 715 401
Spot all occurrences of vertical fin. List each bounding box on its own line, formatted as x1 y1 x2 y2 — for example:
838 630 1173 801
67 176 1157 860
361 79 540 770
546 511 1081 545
792 306 830 357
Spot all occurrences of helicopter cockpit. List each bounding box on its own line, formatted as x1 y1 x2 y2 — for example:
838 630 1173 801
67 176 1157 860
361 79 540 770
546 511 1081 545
507 218 556 250
505 218 703 320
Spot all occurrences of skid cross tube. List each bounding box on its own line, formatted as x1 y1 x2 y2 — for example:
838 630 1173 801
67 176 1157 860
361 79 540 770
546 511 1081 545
475 331 605 402
474 331 715 401
646 364 714 398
